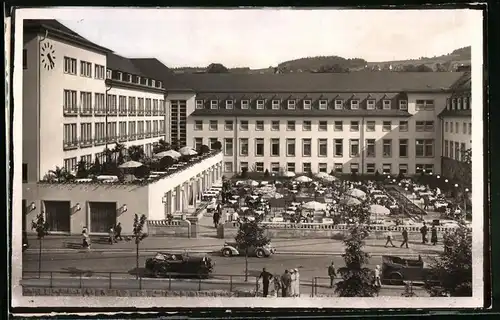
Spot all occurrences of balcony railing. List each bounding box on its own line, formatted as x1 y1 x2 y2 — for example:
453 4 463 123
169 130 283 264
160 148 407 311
145 110 152 116
63 140 79 150
94 108 106 116
63 108 79 116
119 109 128 116
79 139 93 148
94 138 106 146
118 135 128 142
80 108 93 116
128 134 137 141
129 109 137 116
159 109 166 116
107 109 118 116
152 110 159 116
138 110 145 116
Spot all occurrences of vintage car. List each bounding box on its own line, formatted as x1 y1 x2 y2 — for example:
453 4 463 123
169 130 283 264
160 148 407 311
145 252 214 278
221 242 276 258
381 255 437 285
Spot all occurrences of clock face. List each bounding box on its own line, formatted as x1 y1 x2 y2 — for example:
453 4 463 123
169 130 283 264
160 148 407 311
41 42 56 70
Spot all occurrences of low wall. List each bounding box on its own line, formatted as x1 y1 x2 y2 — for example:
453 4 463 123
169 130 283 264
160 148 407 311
147 219 191 237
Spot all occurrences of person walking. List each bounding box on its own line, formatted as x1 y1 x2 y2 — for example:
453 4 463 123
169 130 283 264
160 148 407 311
420 222 429 244
328 262 337 288
400 228 409 248
281 269 292 297
385 229 396 247
273 274 282 297
294 268 300 297
258 268 273 297
213 211 220 228
82 227 91 250
374 265 382 296
114 222 123 241
108 227 116 245
290 269 297 297
431 225 438 245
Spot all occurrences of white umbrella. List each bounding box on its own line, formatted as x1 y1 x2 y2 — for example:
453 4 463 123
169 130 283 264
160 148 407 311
283 171 296 178
340 197 362 206
303 201 327 211
315 172 329 179
295 176 312 183
118 160 144 169
179 147 198 156
346 188 367 199
322 175 337 182
369 204 390 216
247 180 259 187
154 150 181 159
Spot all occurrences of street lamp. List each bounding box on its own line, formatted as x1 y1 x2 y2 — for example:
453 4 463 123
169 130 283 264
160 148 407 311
464 188 470 216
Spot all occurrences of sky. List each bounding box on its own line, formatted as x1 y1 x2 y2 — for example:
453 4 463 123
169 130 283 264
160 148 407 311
22 8 479 69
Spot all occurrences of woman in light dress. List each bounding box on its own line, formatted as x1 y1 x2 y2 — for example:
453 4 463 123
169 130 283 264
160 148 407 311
294 268 300 297
290 269 296 297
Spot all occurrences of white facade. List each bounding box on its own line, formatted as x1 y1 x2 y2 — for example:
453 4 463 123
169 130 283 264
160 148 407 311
442 116 472 161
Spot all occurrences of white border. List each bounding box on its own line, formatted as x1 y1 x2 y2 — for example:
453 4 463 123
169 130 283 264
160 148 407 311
11 8 485 310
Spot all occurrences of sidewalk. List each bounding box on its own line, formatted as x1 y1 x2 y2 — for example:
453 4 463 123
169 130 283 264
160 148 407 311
26 235 443 256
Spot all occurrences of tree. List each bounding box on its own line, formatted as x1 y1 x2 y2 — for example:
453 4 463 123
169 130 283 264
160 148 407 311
45 166 71 182
132 214 148 279
31 213 49 278
264 169 270 178
335 225 380 297
374 170 381 181
199 144 210 154
90 156 101 176
424 222 472 297
212 140 222 151
416 64 434 72
153 139 171 154
75 160 89 179
128 145 145 162
112 142 126 165
206 63 229 73
234 218 270 282
241 167 249 178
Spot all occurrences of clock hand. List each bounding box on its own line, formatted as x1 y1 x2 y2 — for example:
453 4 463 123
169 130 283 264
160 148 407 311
48 55 54 63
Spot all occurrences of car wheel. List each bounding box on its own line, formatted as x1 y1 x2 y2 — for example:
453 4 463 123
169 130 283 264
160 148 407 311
222 248 232 257
255 249 265 258
388 273 404 285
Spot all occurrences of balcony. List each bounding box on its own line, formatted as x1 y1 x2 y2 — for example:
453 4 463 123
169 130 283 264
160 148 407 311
63 108 79 116
94 108 106 116
107 109 118 116
145 110 152 116
159 110 166 116
152 110 159 116
80 108 93 116
128 134 137 141
79 139 93 148
138 110 145 116
119 109 128 116
145 132 152 138
128 109 137 116
118 135 128 142
94 138 106 146
63 140 79 150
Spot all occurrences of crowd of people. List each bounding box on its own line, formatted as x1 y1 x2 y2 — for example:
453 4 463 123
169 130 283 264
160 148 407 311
258 267 301 298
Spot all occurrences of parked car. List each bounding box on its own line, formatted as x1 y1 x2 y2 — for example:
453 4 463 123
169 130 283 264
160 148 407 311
145 252 214 278
381 255 438 285
221 242 276 258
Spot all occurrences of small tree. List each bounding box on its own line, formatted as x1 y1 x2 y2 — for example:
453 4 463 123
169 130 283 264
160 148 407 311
235 219 270 282
133 214 148 279
335 225 380 297
212 140 222 151
424 222 472 297
241 167 249 178
76 160 89 179
374 170 381 181
90 156 101 176
31 213 49 278
128 145 145 162
264 169 270 178
199 144 210 154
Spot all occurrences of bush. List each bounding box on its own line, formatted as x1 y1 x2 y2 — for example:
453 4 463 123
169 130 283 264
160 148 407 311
241 167 248 178
264 169 270 177
212 141 222 150
330 169 336 176
199 144 210 154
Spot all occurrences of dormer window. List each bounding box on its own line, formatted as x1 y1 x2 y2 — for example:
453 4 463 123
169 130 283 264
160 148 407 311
126 74 132 82
350 100 359 110
106 69 112 79
287 100 296 110
452 98 457 110
157 81 162 88
241 100 249 109
367 99 376 110
196 100 204 109
334 99 343 110
303 100 312 109
464 96 469 110
457 97 462 110
210 100 218 109
446 98 451 110
140 77 148 86
256 100 265 109
319 100 327 110
226 100 234 109
383 100 391 110
272 100 280 110
117 71 122 81
399 100 408 110
152 80 156 87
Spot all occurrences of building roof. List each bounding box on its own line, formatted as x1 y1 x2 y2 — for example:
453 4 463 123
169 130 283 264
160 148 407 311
438 109 472 118
450 72 471 94
190 108 411 118
106 53 146 76
130 58 175 79
23 19 112 53
170 72 465 93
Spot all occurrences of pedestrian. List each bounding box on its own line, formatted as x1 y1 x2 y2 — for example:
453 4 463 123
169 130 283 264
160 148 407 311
400 228 409 248
258 268 273 297
82 227 91 250
273 274 282 297
290 269 296 297
294 268 300 297
374 265 381 296
213 211 220 228
114 222 123 241
420 222 428 244
431 225 438 245
328 262 337 288
108 227 116 244
280 269 292 297
385 229 396 247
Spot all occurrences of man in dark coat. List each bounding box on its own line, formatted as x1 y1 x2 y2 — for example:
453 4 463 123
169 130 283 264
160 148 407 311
258 267 273 297
420 222 428 244
431 225 438 245
328 262 337 288
400 228 409 248
281 269 292 297
213 211 220 228
114 222 123 241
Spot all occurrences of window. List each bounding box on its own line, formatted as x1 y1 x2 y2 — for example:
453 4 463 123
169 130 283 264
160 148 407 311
399 100 408 110
94 64 105 79
106 69 112 79
464 96 469 109
145 98 152 115
334 139 343 157
457 97 462 110
194 120 203 131
445 122 448 132
318 163 328 173
318 121 327 131
366 163 376 174
255 120 264 131
240 138 249 156
63 57 77 75
382 121 391 132
318 139 328 157
196 100 204 109
399 139 408 157
415 139 434 157
79 123 92 146
23 49 27 69
255 139 264 156
382 164 392 175
210 100 218 109
367 99 375 110
256 100 265 109
209 138 218 149
240 162 249 172
152 120 159 136
271 162 280 173
334 99 343 110
80 91 92 114
416 99 435 111
303 163 312 173
303 100 312 109
416 121 434 132
450 122 454 133
334 121 343 132
468 123 472 135
226 100 234 109
444 140 449 157
286 139 296 156
350 121 359 132
366 139 375 157
455 142 460 161
64 157 78 173
287 100 296 110
383 139 392 157
159 120 165 134
449 140 454 159
287 121 296 131
80 61 92 77
303 121 312 131
224 138 233 156
271 121 280 131
287 162 296 172
272 100 281 110
319 100 327 110
118 95 127 115
224 162 233 173
63 90 77 114
240 120 249 131
209 120 218 131
334 163 343 173
224 120 234 131
398 164 408 174
351 100 359 109
399 121 408 132
271 138 280 156
255 162 264 172
128 97 136 115
138 98 145 114
241 100 249 109
383 100 391 110
463 122 467 134
302 139 312 157
63 123 77 149
460 143 466 161
452 98 457 110
366 121 375 132
416 164 434 174
350 139 359 157
455 122 459 133
128 122 136 140
194 138 203 150
350 163 359 174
